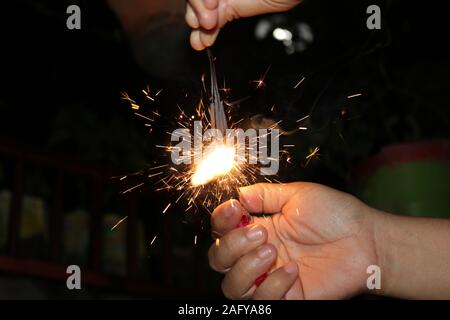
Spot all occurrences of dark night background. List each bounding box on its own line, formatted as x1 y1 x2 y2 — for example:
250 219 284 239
0 0 449 299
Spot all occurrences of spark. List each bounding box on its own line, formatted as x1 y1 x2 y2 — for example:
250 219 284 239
230 118 244 127
121 92 134 103
134 112 154 122
142 86 163 102
148 172 164 178
162 203 171 214
111 216 128 231
294 76 305 89
122 183 144 194
149 164 169 171
142 86 155 102
296 115 310 123
121 92 140 110
306 146 320 159
194 235 198 245
347 93 362 99
252 66 271 89
220 78 231 94
150 235 157 245
305 146 320 166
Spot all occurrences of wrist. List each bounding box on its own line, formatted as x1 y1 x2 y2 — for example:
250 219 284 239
372 212 450 299
370 209 406 298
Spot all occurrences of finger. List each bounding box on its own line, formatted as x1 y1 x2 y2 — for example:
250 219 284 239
239 183 300 214
216 0 234 29
190 30 205 51
222 244 277 299
253 262 299 300
189 0 218 30
221 0 303 18
185 3 200 29
200 28 220 48
211 199 248 238
209 224 267 272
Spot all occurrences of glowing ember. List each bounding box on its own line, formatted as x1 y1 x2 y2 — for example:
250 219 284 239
191 143 236 186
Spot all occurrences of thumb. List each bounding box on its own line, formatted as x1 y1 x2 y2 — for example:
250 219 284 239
239 183 300 214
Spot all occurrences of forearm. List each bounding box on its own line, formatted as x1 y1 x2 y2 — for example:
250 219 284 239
373 210 450 299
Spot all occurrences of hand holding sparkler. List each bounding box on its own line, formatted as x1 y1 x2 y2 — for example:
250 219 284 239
186 0 303 50
209 182 380 299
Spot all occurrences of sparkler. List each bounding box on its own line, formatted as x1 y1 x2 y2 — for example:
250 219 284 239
118 51 314 215
189 50 235 187
207 49 228 133
142 51 264 214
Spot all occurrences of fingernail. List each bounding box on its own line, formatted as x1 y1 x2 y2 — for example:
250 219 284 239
257 245 273 259
236 215 250 228
284 262 298 274
255 273 268 286
205 31 219 46
223 204 239 218
246 225 263 241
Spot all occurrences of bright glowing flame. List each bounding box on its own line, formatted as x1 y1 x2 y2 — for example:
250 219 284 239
191 144 236 186
273 28 293 41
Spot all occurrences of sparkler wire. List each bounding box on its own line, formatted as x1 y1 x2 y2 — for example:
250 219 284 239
207 49 228 133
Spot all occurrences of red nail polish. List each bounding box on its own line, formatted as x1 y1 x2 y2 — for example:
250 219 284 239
234 215 268 286
255 273 268 286
235 215 250 228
